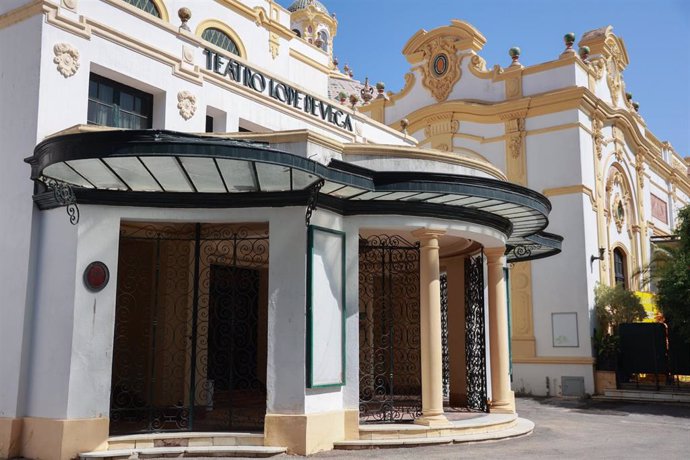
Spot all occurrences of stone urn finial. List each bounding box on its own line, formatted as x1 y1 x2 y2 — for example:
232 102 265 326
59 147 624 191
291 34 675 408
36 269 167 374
349 93 359 109
564 32 576 50
360 77 374 104
375 82 389 100
578 46 590 60
178 7 192 32
508 47 521 67
560 32 576 58
400 118 409 134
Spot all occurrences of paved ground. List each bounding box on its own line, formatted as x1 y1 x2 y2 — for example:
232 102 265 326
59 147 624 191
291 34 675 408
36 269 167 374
314 397 690 459
154 397 690 460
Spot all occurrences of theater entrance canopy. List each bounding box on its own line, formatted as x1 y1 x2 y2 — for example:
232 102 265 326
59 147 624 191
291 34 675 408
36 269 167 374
26 129 562 262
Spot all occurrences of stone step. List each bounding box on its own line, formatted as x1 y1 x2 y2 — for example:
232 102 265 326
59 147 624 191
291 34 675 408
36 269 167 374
334 418 534 450
107 432 264 450
80 445 286 459
358 413 518 440
600 390 690 403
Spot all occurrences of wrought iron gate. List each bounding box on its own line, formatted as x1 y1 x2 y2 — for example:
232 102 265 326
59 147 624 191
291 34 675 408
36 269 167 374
359 235 422 422
465 252 489 412
441 273 450 400
110 223 269 434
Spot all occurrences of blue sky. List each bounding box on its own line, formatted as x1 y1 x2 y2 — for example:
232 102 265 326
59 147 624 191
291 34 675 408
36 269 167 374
280 0 689 157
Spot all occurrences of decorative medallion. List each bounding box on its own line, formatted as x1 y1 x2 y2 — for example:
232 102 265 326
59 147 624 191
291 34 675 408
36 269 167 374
177 90 197 120
432 54 448 76
420 37 462 102
53 43 80 78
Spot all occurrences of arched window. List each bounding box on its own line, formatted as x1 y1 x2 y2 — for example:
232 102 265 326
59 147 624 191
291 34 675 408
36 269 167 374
123 0 162 18
613 248 627 288
202 27 241 56
292 28 302 38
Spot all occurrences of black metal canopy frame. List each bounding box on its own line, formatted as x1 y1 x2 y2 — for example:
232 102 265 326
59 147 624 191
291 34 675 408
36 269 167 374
26 129 562 262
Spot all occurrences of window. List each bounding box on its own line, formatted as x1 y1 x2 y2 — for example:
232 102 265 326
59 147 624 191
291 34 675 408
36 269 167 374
205 115 214 133
88 74 153 129
613 248 627 288
317 30 329 52
122 0 161 18
201 27 241 56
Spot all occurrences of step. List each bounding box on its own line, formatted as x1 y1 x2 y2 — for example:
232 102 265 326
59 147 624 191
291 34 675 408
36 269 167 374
600 390 690 403
358 413 517 440
107 432 264 450
334 418 534 450
80 445 286 459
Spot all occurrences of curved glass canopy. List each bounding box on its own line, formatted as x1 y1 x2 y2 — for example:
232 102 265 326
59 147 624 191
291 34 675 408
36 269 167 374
27 130 562 261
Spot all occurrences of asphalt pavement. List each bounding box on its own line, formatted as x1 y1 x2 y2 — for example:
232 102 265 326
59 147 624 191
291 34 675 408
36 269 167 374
151 396 690 460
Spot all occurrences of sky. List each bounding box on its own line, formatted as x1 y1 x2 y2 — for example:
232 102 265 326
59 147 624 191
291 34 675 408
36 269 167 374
280 0 690 157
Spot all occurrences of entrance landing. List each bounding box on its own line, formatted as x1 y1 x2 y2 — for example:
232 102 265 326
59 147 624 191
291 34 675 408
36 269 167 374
79 432 284 459
335 413 533 449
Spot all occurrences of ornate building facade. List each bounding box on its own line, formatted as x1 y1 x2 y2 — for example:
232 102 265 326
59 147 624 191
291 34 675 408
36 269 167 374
0 1 684 459
360 21 690 396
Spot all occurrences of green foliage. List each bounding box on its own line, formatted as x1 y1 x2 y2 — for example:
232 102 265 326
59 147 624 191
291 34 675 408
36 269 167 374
656 205 690 344
594 283 646 332
592 328 619 371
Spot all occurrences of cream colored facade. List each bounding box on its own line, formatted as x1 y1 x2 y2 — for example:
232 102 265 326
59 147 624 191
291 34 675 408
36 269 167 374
360 21 690 396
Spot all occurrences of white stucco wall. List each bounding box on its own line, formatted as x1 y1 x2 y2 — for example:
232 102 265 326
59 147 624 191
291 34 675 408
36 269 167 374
0 14 43 419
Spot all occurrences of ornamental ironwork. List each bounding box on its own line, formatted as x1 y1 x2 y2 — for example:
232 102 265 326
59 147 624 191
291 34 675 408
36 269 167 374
465 251 489 412
441 272 450 400
110 223 269 434
40 176 79 225
506 243 541 262
358 234 422 423
305 179 324 226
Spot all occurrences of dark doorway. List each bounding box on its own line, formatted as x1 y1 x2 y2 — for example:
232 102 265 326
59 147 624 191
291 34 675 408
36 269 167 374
110 223 268 434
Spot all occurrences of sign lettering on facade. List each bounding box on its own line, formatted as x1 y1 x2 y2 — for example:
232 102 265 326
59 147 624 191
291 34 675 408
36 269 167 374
204 49 353 132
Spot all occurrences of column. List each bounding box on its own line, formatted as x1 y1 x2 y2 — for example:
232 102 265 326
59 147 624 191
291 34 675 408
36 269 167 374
412 229 450 427
485 247 516 413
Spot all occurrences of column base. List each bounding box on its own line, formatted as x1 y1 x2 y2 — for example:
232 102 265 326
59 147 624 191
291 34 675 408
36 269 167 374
20 417 108 460
414 413 453 428
490 390 516 414
264 410 345 455
0 417 23 459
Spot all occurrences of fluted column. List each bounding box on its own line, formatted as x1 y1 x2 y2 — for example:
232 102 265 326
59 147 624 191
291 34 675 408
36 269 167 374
485 247 516 413
412 229 450 427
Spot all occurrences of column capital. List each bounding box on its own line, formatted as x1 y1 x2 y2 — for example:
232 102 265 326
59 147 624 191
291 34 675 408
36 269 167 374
411 228 446 242
484 246 507 261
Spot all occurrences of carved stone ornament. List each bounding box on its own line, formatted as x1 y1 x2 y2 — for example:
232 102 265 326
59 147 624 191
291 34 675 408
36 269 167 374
612 194 625 233
53 43 80 78
62 0 77 10
592 113 605 159
588 57 605 80
420 37 462 102
177 91 197 120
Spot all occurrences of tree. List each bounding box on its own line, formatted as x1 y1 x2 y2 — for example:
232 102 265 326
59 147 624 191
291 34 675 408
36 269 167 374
656 205 690 344
594 283 646 333
592 283 645 370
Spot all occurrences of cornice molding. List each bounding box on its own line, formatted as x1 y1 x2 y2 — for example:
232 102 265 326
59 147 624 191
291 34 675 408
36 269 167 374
0 0 43 30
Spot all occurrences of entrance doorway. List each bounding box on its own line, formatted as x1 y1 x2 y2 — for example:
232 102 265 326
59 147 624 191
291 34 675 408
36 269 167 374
358 234 422 423
109 223 269 434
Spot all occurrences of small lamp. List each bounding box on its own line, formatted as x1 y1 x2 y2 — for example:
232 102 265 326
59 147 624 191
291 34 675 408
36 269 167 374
590 247 605 264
